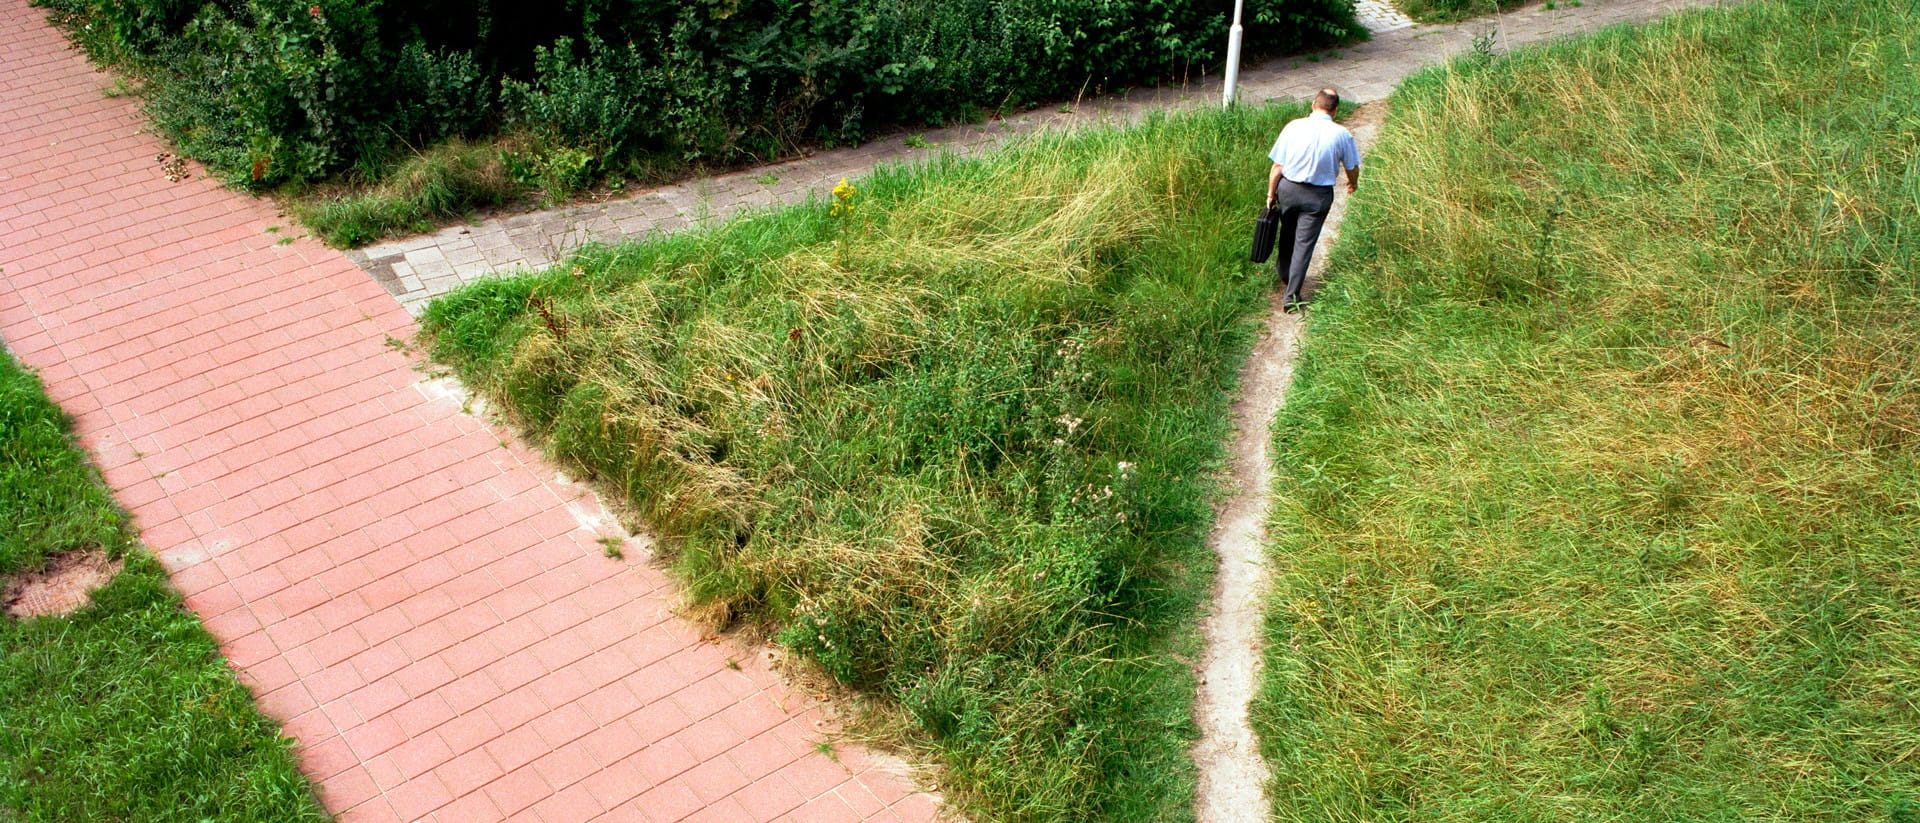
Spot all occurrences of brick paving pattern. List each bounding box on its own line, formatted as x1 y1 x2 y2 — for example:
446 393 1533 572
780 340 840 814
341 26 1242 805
349 0 1722 314
0 6 936 822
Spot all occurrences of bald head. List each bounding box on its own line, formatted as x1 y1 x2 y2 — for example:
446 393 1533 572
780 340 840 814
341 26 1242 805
1313 88 1340 114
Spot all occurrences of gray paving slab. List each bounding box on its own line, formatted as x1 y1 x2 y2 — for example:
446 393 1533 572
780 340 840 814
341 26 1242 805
347 0 1730 315
443 244 486 268
603 200 645 222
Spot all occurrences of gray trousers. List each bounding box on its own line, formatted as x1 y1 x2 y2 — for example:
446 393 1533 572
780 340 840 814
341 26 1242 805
1273 179 1335 305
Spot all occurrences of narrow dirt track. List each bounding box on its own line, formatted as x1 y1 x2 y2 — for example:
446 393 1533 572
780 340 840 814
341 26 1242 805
1191 105 1383 823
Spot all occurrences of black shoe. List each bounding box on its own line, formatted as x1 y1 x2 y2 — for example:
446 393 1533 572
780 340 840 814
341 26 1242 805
1283 300 1304 314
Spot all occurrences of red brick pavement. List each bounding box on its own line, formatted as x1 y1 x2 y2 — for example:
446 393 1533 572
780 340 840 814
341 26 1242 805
0 7 938 822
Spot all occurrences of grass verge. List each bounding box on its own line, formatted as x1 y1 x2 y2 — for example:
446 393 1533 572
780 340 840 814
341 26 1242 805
0 351 328 822
1255 0 1920 819
420 105 1301 821
1394 0 1529 24
290 140 525 249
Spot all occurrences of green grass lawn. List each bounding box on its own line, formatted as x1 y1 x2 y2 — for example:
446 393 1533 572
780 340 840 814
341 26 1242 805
421 106 1300 822
0 352 327 822
1255 0 1920 819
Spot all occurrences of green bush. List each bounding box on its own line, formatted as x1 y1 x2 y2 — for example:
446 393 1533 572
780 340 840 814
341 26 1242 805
389 41 496 147
501 37 653 162
36 0 1362 188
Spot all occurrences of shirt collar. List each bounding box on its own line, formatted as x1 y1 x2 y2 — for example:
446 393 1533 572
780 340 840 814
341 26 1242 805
1310 110 1333 121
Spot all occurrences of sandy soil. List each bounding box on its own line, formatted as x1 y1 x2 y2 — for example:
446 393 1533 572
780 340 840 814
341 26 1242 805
3 549 124 619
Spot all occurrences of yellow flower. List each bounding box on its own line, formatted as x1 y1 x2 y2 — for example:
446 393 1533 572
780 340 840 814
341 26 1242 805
830 178 858 219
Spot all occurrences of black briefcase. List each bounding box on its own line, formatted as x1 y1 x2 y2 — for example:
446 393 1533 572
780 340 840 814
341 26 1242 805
1250 207 1281 263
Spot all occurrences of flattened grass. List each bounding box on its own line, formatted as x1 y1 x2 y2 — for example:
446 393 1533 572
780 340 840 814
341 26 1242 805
422 106 1298 821
0 352 327 822
1255 0 1920 819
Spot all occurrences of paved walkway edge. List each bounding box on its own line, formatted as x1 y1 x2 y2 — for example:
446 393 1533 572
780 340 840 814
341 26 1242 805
0 6 939 822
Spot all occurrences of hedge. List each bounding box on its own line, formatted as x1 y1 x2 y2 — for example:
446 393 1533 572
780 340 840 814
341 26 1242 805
36 0 1362 188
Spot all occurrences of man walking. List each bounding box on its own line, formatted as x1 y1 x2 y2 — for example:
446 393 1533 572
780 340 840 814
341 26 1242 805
1266 88 1361 312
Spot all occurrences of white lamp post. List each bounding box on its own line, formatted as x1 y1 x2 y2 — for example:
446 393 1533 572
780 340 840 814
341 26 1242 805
1222 0 1245 108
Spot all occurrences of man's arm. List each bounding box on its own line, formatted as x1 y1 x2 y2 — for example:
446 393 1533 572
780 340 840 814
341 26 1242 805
1267 163 1284 207
1341 131 1361 194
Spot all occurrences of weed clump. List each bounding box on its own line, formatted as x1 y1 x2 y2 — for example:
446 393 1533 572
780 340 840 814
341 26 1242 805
423 106 1297 821
294 140 523 248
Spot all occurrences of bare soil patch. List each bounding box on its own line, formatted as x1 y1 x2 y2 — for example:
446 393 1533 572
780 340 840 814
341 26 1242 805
3 550 123 619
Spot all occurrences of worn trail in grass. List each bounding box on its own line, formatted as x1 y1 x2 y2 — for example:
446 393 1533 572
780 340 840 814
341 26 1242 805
1192 105 1381 823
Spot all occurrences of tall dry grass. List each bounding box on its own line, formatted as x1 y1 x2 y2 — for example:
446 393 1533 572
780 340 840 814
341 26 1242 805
293 139 524 248
1256 0 1920 819
424 106 1302 821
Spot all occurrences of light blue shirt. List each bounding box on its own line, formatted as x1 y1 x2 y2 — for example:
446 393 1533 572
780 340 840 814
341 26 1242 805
1267 111 1360 186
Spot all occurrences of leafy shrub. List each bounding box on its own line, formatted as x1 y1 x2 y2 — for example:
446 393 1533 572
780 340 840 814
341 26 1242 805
389 41 495 146
37 0 493 188
137 0 393 187
850 0 1364 129
37 0 1363 189
501 37 652 161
